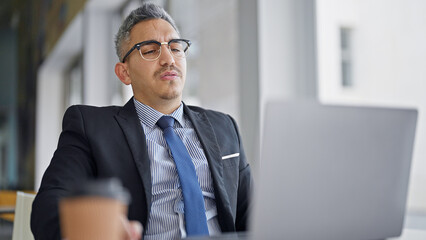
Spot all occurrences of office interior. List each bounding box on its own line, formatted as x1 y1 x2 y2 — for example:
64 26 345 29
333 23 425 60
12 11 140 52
1 0 426 238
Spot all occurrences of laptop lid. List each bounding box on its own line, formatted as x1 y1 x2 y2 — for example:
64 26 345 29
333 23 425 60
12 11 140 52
251 101 417 240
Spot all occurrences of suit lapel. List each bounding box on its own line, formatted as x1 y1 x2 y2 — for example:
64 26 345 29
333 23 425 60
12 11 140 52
115 98 152 216
184 105 233 228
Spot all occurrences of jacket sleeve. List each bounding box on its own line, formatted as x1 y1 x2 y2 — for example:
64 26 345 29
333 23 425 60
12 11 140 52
229 115 253 231
31 106 96 240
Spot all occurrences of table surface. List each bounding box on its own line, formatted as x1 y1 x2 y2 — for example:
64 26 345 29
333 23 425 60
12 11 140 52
391 228 426 240
0 206 15 214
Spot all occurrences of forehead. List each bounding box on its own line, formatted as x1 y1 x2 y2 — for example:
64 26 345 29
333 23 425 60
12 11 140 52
130 18 179 42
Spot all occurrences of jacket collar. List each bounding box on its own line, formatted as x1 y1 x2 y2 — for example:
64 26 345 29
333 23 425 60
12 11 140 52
114 98 152 224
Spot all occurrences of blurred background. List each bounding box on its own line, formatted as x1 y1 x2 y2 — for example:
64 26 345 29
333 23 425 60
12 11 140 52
1 0 425 238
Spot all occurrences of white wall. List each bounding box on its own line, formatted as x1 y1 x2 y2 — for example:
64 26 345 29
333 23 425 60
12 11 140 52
259 0 297 104
258 0 317 108
316 0 426 212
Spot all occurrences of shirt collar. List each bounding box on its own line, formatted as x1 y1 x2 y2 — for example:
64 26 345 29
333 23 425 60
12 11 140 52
133 98 185 129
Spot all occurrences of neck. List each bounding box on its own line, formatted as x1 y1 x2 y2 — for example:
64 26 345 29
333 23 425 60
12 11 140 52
134 97 181 115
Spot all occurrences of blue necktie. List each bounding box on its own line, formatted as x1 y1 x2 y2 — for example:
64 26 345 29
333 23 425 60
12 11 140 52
157 116 209 236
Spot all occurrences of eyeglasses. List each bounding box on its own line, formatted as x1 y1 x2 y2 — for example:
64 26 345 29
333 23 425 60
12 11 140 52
121 39 191 63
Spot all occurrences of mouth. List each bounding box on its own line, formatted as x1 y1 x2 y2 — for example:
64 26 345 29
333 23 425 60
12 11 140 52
160 71 179 80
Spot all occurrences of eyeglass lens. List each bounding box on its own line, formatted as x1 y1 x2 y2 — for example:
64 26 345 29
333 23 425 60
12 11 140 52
139 40 189 60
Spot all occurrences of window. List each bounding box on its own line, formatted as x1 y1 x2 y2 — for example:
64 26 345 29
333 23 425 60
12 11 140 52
340 27 353 87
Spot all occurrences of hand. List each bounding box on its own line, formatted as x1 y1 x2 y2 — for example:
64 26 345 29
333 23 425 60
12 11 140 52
121 216 143 240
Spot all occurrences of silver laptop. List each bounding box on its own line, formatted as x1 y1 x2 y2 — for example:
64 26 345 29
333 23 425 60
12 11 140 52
250 101 418 240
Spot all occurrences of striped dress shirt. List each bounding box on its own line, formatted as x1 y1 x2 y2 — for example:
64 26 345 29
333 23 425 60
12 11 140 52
133 99 221 239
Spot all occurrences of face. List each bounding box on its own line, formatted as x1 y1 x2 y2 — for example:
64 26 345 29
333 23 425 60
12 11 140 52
115 19 186 111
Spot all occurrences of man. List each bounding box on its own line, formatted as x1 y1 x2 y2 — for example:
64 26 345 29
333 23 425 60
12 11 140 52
31 2 252 240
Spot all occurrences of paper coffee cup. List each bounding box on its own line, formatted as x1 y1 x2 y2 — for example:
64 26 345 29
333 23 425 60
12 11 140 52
59 178 130 240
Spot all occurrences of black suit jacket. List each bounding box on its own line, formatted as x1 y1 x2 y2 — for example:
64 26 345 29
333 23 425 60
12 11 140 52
31 98 252 240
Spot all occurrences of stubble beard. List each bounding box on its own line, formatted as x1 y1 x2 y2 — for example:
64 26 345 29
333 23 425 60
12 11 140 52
159 81 183 100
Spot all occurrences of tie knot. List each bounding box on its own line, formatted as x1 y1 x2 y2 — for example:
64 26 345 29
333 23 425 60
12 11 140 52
157 116 175 130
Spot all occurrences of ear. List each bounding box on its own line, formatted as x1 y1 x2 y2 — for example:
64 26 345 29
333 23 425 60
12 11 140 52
115 62 131 85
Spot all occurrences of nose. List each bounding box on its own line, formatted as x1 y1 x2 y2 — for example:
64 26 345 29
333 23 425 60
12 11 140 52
159 43 175 66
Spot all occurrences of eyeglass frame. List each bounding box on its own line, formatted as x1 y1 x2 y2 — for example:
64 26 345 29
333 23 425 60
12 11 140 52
121 39 191 63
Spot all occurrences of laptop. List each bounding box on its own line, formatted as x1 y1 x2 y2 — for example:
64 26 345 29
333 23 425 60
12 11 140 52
250 101 418 240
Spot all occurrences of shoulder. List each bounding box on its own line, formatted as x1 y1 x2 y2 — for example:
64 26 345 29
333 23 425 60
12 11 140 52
185 103 231 117
67 104 122 112
65 104 122 117
185 104 235 123
184 104 241 137
62 105 124 128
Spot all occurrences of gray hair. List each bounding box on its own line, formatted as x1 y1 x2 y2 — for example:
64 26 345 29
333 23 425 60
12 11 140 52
115 2 179 62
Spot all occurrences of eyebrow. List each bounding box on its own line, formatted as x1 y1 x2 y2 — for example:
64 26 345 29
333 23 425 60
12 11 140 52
135 38 182 45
